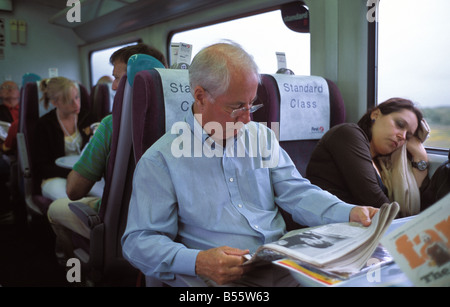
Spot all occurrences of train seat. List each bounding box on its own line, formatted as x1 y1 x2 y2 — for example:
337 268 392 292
252 73 346 231
131 68 193 161
67 54 165 286
127 67 207 286
16 81 90 218
253 73 346 177
90 82 114 122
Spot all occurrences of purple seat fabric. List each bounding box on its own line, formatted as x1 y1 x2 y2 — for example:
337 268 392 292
67 74 139 285
131 69 167 162
130 68 192 287
68 55 167 285
90 83 112 122
131 68 192 162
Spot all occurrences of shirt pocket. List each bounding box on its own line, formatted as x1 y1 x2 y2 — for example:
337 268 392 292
237 167 274 210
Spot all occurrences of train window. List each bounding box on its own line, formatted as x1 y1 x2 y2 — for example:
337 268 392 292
90 41 138 87
170 9 310 75
378 0 450 149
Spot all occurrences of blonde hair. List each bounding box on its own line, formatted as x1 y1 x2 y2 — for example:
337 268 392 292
39 77 78 109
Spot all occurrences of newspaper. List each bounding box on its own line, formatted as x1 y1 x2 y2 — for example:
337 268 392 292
0 120 11 141
380 194 450 286
245 202 399 275
273 245 393 286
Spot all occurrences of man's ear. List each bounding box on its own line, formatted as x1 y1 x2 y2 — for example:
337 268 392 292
193 86 208 110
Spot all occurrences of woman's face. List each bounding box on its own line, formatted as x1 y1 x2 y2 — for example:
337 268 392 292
370 108 418 157
54 86 80 116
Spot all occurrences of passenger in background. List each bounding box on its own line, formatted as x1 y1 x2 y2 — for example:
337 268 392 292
47 44 167 259
0 81 20 224
0 81 20 153
36 77 95 200
91 75 114 122
96 75 113 84
276 67 295 75
306 98 429 213
122 42 378 287
110 43 168 90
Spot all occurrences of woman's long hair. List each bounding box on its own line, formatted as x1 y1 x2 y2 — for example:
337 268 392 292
357 97 424 141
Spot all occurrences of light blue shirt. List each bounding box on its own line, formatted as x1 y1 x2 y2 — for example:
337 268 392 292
121 108 355 280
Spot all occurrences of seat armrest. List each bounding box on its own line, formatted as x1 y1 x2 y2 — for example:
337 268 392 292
69 202 101 229
16 132 31 178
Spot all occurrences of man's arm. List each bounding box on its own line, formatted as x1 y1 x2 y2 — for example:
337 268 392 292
66 169 95 200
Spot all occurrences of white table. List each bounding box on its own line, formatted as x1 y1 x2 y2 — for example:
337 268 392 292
55 155 80 169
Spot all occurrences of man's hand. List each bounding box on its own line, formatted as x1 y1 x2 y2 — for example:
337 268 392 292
195 246 249 285
350 206 379 226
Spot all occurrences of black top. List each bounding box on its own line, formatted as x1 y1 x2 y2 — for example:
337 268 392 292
36 108 94 182
306 123 391 207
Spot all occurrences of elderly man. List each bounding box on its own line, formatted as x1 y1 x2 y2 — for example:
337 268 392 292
122 42 378 286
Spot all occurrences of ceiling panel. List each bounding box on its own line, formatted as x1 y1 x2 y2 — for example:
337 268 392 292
47 0 233 43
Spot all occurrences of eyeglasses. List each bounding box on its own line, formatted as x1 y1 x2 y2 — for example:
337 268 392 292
0 85 19 90
230 103 264 118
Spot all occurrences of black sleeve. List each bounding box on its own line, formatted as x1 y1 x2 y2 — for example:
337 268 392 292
323 124 390 207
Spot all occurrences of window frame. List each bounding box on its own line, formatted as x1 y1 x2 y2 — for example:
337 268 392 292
367 3 450 153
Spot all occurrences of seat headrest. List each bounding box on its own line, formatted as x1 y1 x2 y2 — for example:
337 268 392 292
271 74 330 141
127 54 166 87
154 68 194 132
22 73 41 87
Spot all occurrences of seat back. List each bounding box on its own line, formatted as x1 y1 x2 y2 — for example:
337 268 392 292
17 81 90 216
253 74 346 176
72 54 166 285
252 74 345 231
90 83 114 122
131 68 192 162
131 68 194 287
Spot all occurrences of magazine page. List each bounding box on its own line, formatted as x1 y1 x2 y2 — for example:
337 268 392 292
0 120 11 141
380 194 450 287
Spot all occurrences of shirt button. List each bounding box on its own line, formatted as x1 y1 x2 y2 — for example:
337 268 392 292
254 225 259 229
229 177 234 182
238 204 243 208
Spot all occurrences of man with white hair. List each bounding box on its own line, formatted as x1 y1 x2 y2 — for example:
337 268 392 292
122 42 378 286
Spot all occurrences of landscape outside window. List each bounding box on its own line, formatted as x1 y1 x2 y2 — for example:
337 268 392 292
378 0 450 149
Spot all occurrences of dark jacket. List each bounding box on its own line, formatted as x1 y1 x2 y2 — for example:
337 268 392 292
0 105 14 123
36 108 94 182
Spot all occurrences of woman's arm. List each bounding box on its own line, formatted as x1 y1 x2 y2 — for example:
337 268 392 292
406 136 429 188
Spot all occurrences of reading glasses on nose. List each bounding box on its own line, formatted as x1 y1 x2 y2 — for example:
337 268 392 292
230 104 263 118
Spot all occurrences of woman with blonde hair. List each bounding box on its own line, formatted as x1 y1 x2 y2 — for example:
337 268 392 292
36 77 94 200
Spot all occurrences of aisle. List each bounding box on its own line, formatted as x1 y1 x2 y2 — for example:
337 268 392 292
0 212 69 287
